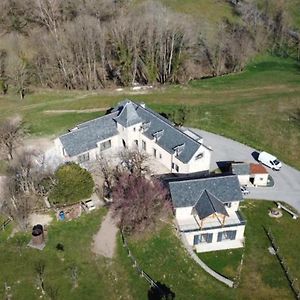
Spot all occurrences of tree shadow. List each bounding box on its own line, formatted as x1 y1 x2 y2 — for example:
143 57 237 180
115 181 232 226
148 282 175 300
251 151 260 162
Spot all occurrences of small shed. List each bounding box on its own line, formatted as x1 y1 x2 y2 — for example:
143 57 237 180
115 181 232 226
250 163 268 186
231 163 250 186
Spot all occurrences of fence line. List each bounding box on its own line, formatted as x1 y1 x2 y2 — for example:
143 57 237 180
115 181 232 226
264 227 300 299
1 218 12 231
120 231 165 295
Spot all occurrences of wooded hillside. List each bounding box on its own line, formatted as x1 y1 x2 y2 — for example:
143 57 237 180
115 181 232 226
0 0 298 95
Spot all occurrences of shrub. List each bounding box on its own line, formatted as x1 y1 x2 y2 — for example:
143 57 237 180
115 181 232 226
49 162 94 205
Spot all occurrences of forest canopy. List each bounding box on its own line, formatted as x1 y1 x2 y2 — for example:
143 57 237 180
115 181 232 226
0 0 297 94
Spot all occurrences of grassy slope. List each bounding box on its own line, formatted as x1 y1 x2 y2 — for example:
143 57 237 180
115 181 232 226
158 0 237 24
1 55 298 169
122 200 299 300
0 209 133 300
251 0 300 29
0 202 299 299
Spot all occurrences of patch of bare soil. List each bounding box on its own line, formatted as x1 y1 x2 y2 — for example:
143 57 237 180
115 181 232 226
28 213 53 227
92 210 118 258
44 108 109 114
23 137 54 153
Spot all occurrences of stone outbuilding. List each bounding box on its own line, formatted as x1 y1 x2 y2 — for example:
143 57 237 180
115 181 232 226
249 163 269 187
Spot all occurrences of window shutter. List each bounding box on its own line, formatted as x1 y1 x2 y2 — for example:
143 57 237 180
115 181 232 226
229 230 237 240
207 233 213 243
217 232 222 242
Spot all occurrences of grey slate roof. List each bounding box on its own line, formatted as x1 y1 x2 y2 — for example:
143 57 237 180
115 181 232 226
169 175 243 208
59 112 119 157
135 105 202 163
231 163 250 175
193 190 229 219
114 102 142 127
59 99 208 163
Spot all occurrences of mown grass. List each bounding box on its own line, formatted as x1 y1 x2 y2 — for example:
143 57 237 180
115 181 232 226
121 200 299 300
159 0 237 24
0 209 134 300
0 201 299 299
198 248 244 280
0 55 299 169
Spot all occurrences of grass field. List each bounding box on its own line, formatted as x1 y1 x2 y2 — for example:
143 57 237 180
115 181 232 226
0 209 136 300
159 0 237 25
1 200 299 299
0 55 299 169
122 200 299 300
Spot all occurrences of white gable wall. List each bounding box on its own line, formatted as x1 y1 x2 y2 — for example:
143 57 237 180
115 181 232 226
188 145 211 173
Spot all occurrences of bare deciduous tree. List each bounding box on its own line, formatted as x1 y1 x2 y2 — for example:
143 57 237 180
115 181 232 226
0 116 24 160
1 149 53 230
111 172 171 235
118 148 149 176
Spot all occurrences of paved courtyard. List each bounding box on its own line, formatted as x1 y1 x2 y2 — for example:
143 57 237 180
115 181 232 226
193 129 300 212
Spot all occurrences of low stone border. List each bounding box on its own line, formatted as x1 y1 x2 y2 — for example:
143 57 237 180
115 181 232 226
178 231 235 288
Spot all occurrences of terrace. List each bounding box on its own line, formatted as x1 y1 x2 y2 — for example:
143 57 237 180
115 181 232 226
177 210 246 233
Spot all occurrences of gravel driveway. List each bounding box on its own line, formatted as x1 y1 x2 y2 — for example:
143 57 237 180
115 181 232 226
193 129 300 212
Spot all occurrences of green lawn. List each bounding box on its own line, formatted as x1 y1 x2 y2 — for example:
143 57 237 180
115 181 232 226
0 201 299 299
0 55 299 169
121 200 299 300
0 209 133 300
198 248 244 280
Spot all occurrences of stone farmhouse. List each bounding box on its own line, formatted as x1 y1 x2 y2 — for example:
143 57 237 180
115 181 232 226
53 99 246 253
54 100 212 174
168 175 246 253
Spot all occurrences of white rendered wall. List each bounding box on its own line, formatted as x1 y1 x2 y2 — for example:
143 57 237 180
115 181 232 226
238 175 250 186
253 173 268 186
184 224 245 253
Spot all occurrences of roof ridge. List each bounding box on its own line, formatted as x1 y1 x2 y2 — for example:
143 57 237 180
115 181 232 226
59 111 118 138
137 103 202 147
169 174 238 185
206 190 221 213
194 189 206 206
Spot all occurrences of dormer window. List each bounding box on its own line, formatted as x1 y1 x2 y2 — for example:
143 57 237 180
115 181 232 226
141 121 151 132
173 143 185 156
153 129 164 142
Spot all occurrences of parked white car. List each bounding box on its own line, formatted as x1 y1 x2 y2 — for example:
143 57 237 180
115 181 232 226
258 151 282 171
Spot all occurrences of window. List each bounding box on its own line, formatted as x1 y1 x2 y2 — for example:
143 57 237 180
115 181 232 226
176 165 179 172
78 152 89 163
100 140 111 151
133 127 136 132
171 162 175 169
225 203 232 208
195 153 204 160
194 233 213 245
153 148 157 158
142 140 146 151
159 154 162 159
217 230 236 242
134 140 138 147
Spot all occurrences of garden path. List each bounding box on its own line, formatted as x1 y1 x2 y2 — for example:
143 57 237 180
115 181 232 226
92 210 118 258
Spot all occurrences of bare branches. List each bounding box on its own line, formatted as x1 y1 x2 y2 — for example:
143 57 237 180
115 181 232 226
0 116 24 160
119 149 149 176
111 172 171 235
1 149 54 230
